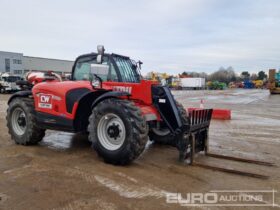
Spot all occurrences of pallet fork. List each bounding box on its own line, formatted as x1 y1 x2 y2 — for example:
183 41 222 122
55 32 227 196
183 109 274 179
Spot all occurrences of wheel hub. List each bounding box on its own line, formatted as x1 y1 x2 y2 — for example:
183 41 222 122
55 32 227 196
107 123 121 139
17 115 26 127
97 113 126 151
11 107 27 136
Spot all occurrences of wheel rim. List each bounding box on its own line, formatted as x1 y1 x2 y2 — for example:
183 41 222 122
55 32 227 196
11 107 27 136
97 113 126 151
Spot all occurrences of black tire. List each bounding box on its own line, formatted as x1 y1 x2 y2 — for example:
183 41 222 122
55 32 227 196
88 98 148 165
6 97 45 145
149 101 188 146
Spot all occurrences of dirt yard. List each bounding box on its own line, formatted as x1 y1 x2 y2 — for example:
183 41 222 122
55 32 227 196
0 89 279 210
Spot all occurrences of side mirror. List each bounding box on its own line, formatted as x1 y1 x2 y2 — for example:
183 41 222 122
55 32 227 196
137 60 143 69
90 63 109 88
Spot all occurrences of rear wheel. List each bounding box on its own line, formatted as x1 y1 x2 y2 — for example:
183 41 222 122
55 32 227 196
6 97 45 145
149 101 188 146
88 98 148 165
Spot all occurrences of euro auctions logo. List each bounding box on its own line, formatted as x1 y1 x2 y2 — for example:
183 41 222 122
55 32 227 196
166 190 278 207
166 192 218 205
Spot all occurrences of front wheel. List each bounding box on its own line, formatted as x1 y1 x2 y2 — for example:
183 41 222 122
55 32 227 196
88 98 148 165
6 98 46 145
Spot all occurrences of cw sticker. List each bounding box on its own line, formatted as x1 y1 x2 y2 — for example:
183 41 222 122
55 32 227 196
38 94 52 109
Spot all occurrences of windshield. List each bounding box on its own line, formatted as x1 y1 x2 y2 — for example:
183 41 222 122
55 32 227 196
113 56 140 83
73 55 118 82
73 56 97 81
3 76 21 82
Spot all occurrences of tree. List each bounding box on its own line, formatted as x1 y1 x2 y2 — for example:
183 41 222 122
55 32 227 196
257 71 267 80
179 71 208 78
241 71 250 79
208 66 237 84
199 72 208 79
250 73 258 80
219 66 226 71
181 71 189 77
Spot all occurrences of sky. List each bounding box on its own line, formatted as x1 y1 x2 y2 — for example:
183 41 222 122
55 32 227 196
0 0 279 74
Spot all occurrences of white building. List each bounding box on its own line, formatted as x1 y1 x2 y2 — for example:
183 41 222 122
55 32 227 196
0 51 24 75
23 56 73 75
0 51 74 76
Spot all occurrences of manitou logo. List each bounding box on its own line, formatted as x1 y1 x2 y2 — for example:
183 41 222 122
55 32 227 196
112 86 132 94
38 94 52 109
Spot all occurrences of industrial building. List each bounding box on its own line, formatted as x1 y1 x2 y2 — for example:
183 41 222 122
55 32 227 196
0 51 74 76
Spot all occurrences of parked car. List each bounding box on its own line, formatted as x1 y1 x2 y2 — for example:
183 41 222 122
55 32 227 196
0 73 21 93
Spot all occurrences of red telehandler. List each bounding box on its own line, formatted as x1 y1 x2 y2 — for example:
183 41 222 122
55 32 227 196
6 46 273 178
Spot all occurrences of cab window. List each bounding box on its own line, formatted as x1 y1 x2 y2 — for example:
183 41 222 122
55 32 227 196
73 56 118 82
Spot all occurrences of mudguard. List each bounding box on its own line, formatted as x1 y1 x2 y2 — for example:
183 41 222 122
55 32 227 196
91 91 130 109
90 90 158 122
8 90 32 104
